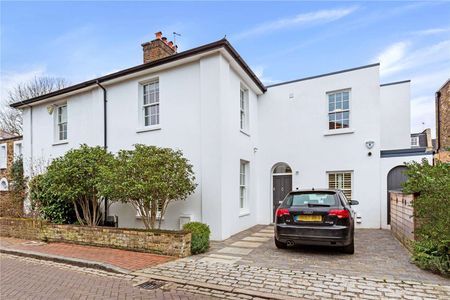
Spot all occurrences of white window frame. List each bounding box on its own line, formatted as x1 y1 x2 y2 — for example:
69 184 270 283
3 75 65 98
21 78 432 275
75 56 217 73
0 177 8 191
327 89 351 130
327 171 353 200
13 141 22 161
0 143 7 169
240 86 249 133
54 103 68 143
140 79 160 129
239 160 250 215
411 136 419 147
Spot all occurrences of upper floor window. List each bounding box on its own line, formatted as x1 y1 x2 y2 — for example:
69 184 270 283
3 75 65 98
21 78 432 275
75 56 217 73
328 171 352 200
0 144 7 169
55 104 68 141
328 90 350 130
142 80 160 127
13 141 22 160
411 136 419 147
240 87 249 132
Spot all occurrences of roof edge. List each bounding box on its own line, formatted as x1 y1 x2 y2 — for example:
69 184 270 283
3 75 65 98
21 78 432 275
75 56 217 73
380 80 411 87
266 63 380 88
11 38 266 108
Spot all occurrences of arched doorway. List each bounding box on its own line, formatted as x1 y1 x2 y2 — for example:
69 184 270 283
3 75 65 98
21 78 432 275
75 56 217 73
272 163 292 222
387 166 408 224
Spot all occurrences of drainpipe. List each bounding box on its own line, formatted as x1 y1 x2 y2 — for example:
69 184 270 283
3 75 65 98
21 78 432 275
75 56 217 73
96 81 108 223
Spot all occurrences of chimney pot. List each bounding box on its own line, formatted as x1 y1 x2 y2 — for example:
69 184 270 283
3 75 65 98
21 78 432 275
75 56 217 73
142 31 176 63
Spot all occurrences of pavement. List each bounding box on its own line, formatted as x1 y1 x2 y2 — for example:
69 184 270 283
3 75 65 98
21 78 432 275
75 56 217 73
1 226 449 299
0 236 174 272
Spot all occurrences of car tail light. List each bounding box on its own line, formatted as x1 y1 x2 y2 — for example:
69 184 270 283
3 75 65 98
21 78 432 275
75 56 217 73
328 209 350 219
276 208 290 217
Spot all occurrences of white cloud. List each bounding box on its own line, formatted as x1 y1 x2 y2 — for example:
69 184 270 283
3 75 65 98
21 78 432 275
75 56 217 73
412 27 450 36
375 38 450 137
376 39 450 77
375 41 410 75
0 66 47 104
252 65 278 85
410 96 436 135
234 7 358 40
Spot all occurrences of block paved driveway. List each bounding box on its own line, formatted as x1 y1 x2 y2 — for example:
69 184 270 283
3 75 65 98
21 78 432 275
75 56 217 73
202 225 449 284
137 225 450 299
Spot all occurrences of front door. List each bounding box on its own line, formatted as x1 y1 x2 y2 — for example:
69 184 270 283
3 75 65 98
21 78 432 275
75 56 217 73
273 175 292 222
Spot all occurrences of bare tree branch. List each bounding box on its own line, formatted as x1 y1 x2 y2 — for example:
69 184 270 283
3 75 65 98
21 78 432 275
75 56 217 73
1 76 68 135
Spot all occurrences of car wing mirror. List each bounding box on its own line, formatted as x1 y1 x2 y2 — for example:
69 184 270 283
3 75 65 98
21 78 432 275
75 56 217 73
349 200 359 206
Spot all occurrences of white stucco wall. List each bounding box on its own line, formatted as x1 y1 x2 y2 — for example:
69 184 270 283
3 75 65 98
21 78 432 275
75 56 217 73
380 82 411 150
257 65 383 228
20 52 261 240
20 53 417 239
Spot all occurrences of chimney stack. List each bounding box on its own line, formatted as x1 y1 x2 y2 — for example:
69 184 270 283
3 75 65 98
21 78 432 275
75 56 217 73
141 31 177 64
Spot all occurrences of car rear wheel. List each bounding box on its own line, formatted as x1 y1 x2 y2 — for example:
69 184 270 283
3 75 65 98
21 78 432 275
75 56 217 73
274 238 287 249
342 239 354 254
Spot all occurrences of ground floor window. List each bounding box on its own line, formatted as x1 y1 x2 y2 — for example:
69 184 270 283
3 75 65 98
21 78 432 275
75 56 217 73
240 160 249 213
328 171 352 200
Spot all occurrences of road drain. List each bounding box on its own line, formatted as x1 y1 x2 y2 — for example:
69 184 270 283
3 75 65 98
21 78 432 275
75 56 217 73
137 280 166 290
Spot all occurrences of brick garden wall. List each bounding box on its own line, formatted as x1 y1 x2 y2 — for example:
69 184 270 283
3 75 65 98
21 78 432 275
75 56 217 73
389 191 416 250
0 217 191 257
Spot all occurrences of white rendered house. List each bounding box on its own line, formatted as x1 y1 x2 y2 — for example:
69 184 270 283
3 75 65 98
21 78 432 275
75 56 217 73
13 33 433 240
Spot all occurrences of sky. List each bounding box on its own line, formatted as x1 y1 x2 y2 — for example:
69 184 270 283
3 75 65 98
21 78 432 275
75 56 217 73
1 1 449 136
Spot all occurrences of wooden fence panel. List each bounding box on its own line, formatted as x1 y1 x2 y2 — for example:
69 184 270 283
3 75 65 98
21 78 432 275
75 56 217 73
389 191 415 250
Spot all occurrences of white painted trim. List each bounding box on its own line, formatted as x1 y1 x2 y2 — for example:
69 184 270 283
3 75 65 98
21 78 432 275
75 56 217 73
13 141 23 160
0 143 7 169
136 126 162 133
323 129 355 136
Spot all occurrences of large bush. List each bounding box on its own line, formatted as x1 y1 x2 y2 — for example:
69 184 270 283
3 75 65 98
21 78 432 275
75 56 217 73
29 174 76 224
403 160 450 276
99 144 197 229
183 222 210 254
37 144 115 226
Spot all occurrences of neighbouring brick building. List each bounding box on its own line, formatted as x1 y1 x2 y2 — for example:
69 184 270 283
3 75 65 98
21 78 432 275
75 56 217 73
435 79 450 162
0 130 23 217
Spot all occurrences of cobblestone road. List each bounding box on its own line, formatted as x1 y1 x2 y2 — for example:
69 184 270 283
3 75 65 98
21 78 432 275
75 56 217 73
0 254 214 300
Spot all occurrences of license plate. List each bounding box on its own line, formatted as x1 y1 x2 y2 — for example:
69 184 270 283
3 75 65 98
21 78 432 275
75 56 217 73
296 215 322 222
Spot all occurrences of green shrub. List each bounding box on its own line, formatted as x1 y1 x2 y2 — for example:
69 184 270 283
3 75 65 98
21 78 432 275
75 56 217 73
183 222 210 254
403 160 450 276
29 174 76 224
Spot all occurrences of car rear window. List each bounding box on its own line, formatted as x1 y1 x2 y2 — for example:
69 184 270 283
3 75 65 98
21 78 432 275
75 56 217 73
285 192 337 206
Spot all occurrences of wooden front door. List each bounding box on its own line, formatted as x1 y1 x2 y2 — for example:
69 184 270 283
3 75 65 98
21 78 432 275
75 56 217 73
273 175 292 222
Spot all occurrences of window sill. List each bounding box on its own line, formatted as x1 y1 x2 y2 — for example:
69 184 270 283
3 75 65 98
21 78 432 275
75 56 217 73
53 140 68 146
323 129 355 136
239 210 250 217
136 126 161 133
240 130 250 137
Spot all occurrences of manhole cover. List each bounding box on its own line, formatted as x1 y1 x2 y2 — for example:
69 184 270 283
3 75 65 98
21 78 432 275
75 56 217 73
137 280 166 290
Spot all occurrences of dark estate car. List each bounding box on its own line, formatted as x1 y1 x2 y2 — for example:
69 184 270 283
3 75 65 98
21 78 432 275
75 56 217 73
274 189 359 254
